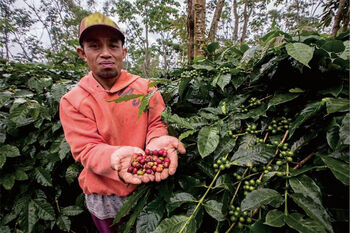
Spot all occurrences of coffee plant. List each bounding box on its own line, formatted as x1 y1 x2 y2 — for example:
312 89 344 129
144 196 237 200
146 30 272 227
113 29 349 233
0 29 348 233
0 60 98 232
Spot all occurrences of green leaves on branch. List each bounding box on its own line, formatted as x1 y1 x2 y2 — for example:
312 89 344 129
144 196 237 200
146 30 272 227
197 126 220 158
241 188 283 211
286 43 314 68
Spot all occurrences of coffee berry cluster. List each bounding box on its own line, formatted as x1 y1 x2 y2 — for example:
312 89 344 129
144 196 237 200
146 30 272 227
245 124 259 134
267 117 291 134
219 67 230 74
274 141 294 163
240 97 261 113
243 179 261 196
127 148 170 175
213 157 232 172
228 205 252 228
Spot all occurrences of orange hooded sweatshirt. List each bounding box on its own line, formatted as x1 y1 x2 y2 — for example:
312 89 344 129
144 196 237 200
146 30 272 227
59 70 168 196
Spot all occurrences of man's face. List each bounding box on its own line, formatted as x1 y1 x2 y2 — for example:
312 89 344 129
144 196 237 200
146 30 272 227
77 27 127 80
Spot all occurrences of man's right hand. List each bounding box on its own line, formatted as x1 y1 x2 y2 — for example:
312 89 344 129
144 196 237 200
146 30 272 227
111 146 155 184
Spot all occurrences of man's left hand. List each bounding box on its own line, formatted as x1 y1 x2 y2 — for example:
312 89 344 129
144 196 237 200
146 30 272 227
146 135 186 182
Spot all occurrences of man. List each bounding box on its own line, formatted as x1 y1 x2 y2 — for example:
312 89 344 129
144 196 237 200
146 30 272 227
59 12 185 232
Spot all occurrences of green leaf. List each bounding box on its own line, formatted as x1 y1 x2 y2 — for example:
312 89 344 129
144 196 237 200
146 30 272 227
147 79 172 87
320 155 349 185
319 84 343 97
289 101 324 138
289 87 305 93
191 64 215 71
107 94 144 103
34 168 53 187
138 90 157 118
339 40 350 60
217 73 231 91
213 136 236 160
231 135 275 166
321 39 345 53
61 206 84 216
0 153 6 169
264 209 285 227
18 200 39 233
290 193 333 233
178 129 196 142
0 173 15 190
151 215 196 233
56 214 71 232
32 199 55 220
339 113 350 145
15 168 28 181
203 200 225 221
65 163 81 185
9 99 40 127
0 91 12 108
0 144 20 157
326 98 349 114
267 93 299 109
51 83 69 102
136 197 165 233
241 188 283 211
162 112 195 130
113 185 150 224
207 42 219 53
289 175 322 205
284 213 327 233
197 126 220 158
124 189 150 233
286 42 314 68
178 77 191 98
27 77 52 94
169 192 196 212
59 138 71 160
326 118 340 150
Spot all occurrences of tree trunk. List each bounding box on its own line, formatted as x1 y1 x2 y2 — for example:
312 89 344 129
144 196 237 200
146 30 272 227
232 0 239 41
187 0 194 62
208 0 225 42
341 1 349 32
194 0 206 57
240 0 254 42
332 0 346 37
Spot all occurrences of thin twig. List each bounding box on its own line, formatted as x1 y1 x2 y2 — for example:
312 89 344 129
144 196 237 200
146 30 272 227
229 168 249 205
293 153 314 170
55 199 60 213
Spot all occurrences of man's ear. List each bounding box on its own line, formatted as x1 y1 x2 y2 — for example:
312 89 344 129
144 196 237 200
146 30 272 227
77 47 87 62
122 48 127 59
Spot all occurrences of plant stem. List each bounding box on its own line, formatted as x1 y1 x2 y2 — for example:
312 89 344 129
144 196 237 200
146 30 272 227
179 169 221 233
229 168 249 205
284 162 289 215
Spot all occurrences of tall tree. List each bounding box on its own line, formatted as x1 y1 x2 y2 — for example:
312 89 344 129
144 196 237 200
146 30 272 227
193 0 206 57
208 0 225 42
187 0 195 62
113 0 181 77
232 0 239 41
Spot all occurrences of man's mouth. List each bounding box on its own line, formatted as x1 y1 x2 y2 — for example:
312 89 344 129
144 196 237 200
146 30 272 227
99 62 114 68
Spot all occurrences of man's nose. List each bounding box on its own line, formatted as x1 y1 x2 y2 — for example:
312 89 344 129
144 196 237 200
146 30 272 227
100 45 112 57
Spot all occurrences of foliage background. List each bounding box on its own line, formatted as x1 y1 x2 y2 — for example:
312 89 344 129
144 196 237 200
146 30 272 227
0 0 349 232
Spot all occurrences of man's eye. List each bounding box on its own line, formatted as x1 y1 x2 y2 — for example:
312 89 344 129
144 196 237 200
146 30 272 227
89 44 98 48
111 44 119 48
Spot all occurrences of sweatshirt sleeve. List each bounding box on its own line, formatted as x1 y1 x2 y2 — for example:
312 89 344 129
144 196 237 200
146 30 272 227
59 96 121 181
145 86 168 145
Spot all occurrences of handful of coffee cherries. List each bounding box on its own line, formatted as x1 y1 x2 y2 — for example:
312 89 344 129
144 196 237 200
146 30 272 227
127 148 170 175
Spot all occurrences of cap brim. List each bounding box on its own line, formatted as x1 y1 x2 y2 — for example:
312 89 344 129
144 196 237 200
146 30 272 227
79 24 125 46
